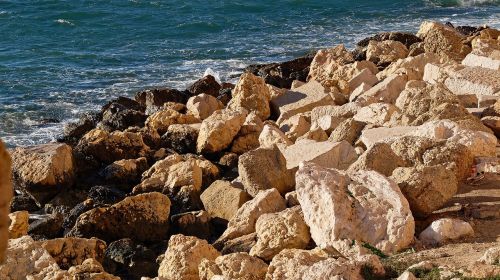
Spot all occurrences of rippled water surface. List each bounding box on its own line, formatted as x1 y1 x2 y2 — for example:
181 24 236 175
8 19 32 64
0 0 499 146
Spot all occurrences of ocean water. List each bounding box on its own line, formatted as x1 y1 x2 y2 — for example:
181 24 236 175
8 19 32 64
0 0 499 147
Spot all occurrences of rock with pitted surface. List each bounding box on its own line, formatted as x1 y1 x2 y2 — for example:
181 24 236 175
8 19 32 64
170 210 212 240
199 252 269 280
265 248 329 280
100 101 146 131
8 211 29 239
162 123 200 154
328 118 366 145
307 45 354 85
101 157 148 185
357 32 422 49
10 143 75 205
231 112 264 154
68 192 171 243
145 108 199 135
197 109 248 154
419 218 474 246
103 238 158 279
258 123 293 149
348 142 408 177
68 258 120 280
282 140 357 170
227 73 271 120
40 237 107 269
296 162 415 254
201 180 251 222
417 21 472 61
158 234 221 280
135 87 189 113
188 75 222 97
366 40 409 65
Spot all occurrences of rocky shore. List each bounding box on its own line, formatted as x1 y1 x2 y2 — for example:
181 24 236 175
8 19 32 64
0 20 500 279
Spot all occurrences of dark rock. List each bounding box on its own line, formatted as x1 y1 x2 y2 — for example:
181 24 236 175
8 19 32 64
63 199 94 231
103 239 159 280
356 32 422 49
351 48 367 61
220 82 235 90
88 185 126 205
161 124 199 154
445 22 485 36
134 88 190 111
62 111 102 145
409 42 426 57
44 188 88 214
163 186 202 216
217 88 232 106
101 103 146 132
10 193 41 212
218 152 239 170
29 212 64 240
170 210 211 240
245 54 314 89
187 75 221 97
102 97 143 113
100 158 149 186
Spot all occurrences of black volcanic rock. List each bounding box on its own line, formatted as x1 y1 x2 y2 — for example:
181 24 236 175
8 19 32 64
187 75 221 97
103 239 159 280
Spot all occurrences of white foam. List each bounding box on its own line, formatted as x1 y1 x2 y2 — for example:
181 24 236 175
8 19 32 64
55 19 74 26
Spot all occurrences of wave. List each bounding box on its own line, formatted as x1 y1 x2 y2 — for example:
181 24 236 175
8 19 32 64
428 0 500 7
54 19 75 26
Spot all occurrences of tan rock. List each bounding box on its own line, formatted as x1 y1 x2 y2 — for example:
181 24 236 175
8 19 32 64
348 68 379 91
228 73 271 120
279 114 310 141
0 140 11 263
366 40 409 64
308 45 354 84
445 66 500 96
285 191 299 207
238 145 295 197
197 109 248 154
214 252 268 280
271 80 335 123
378 52 441 81
477 246 500 265
231 112 264 154
264 248 328 280
359 126 415 147
348 142 407 177
282 140 357 170
354 74 408 105
329 118 366 145
482 116 500 137
353 102 399 126
8 211 29 239
417 21 471 61
68 258 119 280
68 192 171 243
40 237 106 269
158 234 220 280
419 218 474 246
302 258 364 280
398 271 417 280
102 157 148 183
310 103 360 126
258 124 293 149
250 207 310 261
296 127 328 142
10 143 74 205
198 258 222 280
218 188 286 242
200 180 251 222
296 162 415 254
391 165 458 217
350 82 372 102
290 80 305 89
462 53 500 70
187 94 224 120
146 108 199 135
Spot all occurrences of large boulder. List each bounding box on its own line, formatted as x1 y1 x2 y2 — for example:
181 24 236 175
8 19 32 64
366 40 409 65
197 109 248 154
353 102 399 126
135 88 189 111
0 141 12 263
307 45 354 86
417 21 472 61
348 142 408 177
101 157 148 185
10 143 75 205
296 162 415 254
228 73 271 120
158 234 220 280
354 73 408 105
238 145 295 197
258 124 293 149
249 206 311 261
200 180 251 222
282 140 357 170
162 124 200 154
68 192 171 242
391 165 458 217
444 66 500 96
40 237 106 269
377 52 441 81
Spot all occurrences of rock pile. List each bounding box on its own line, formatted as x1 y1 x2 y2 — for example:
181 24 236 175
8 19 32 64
0 21 499 279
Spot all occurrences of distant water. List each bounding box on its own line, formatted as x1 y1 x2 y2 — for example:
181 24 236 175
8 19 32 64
1 0 499 147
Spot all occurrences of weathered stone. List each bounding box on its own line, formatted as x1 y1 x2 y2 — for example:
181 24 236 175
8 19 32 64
265 248 329 280
417 21 472 61
10 143 74 205
100 102 146 131
171 210 212 240
250 207 310 261
279 113 311 141
67 257 119 280
162 123 199 154
29 212 64 240
348 68 379 91
228 73 271 120
204 252 269 280
135 88 189 111
197 109 248 154
188 75 221 97
354 74 407 105
220 233 257 255
445 66 500 96
353 102 399 126
296 127 328 142
41 237 106 269
218 188 286 242
8 211 29 239
419 218 474 246
296 162 414 254
238 145 295 197
477 246 500 265
308 45 354 84
357 32 422 49
302 258 365 280
328 118 366 145
482 116 500 137
391 165 458 217
201 180 251 222
103 238 158 279
258 124 293 149
68 192 170 243
187 93 224 120
348 142 407 177
462 53 500 70
282 140 357 170
398 271 418 280
62 111 101 144
231 112 264 154
158 234 220 280
271 80 335 123
101 157 148 184
145 108 199 135
367 40 409 65
378 52 441 81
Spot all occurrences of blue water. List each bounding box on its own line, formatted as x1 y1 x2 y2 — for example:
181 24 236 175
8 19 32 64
1 0 499 147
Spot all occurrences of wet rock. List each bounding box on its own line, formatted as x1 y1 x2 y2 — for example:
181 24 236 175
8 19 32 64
282 140 357 170
419 218 474 246
391 165 458 217
162 124 199 154
188 75 221 97
417 21 472 61
245 54 313 89
238 145 295 197
8 211 29 239
40 237 106 269
200 180 251 222
145 108 199 135
100 102 146 131
187 93 224 120
135 88 189 112
29 212 64 240
170 210 211 240
197 109 248 154
101 157 149 185
158 234 220 280
103 238 158 280
250 207 310 261
227 73 271 120
63 111 101 144
296 162 415 254
366 40 409 65
0 140 12 263
357 32 422 49
10 143 75 206
68 192 171 243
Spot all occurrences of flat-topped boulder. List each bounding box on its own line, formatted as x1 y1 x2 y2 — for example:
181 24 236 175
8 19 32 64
462 53 500 70
271 80 335 123
445 66 500 96
360 126 416 147
282 140 357 170
354 73 408 105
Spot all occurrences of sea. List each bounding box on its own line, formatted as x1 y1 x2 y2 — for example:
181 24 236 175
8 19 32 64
0 0 499 147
